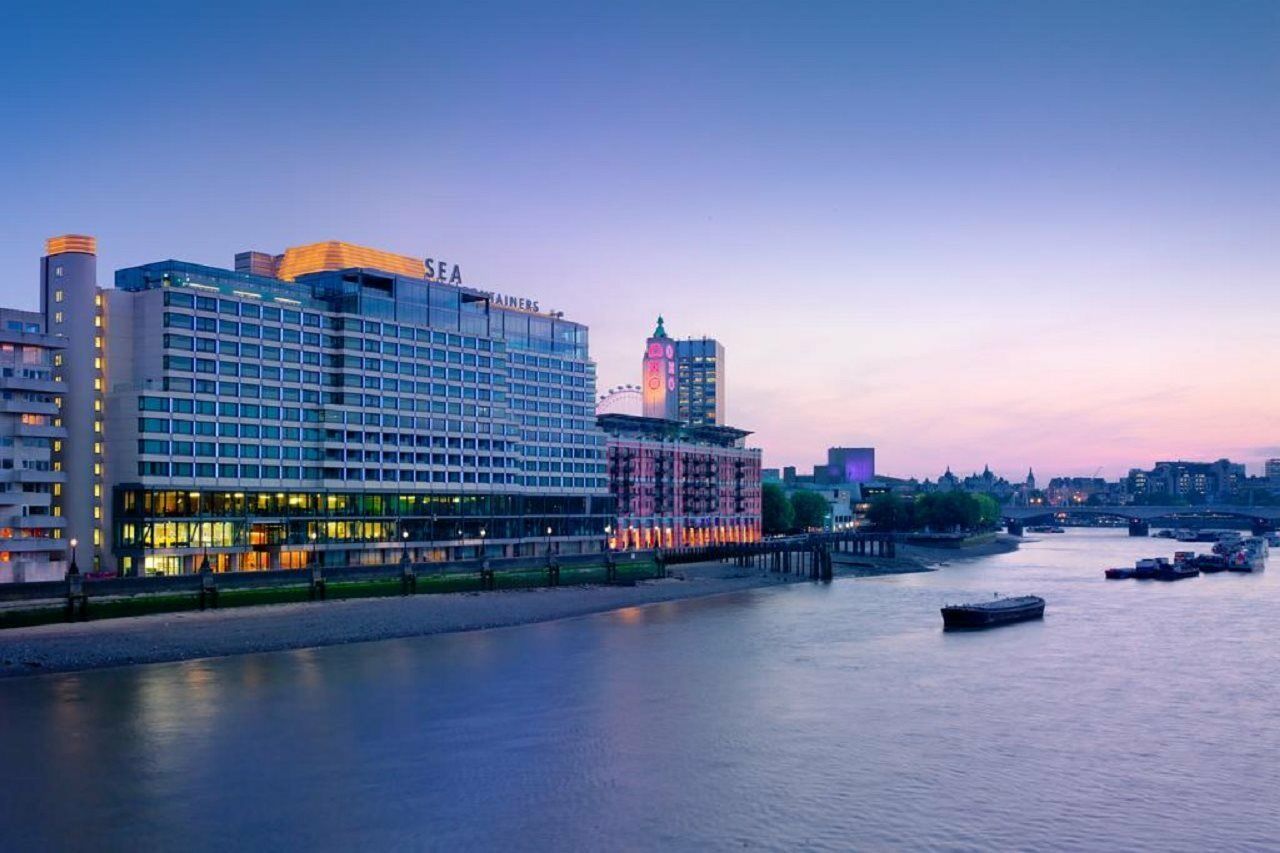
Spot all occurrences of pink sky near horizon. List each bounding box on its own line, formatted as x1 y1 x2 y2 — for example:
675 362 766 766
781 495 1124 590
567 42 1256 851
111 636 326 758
2 2 1277 482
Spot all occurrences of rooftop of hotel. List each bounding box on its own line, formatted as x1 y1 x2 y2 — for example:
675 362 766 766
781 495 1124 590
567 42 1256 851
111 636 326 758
597 413 755 449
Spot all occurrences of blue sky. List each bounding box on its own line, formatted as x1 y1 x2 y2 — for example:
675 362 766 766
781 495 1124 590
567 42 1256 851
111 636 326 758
3 1 1277 477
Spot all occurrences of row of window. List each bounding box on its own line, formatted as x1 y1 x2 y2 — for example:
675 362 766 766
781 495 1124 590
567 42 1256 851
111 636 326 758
134 460 605 489
139 439 600 473
163 328 506 371
163 291 504 353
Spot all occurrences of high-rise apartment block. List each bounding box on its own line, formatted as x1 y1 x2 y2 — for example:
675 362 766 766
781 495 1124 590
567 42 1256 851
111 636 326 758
0 308 67 582
674 337 725 426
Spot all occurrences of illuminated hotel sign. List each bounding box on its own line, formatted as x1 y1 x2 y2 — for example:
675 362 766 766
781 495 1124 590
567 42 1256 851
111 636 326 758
424 257 463 285
427 257 541 313
484 292 541 313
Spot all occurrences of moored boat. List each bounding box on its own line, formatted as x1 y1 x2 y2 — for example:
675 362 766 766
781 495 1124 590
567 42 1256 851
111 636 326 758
1133 557 1168 580
1105 567 1136 580
1155 563 1198 581
1192 554 1229 573
1227 540 1266 572
941 595 1046 630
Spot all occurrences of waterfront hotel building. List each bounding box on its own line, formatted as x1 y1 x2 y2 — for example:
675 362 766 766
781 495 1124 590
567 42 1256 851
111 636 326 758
41 237 612 576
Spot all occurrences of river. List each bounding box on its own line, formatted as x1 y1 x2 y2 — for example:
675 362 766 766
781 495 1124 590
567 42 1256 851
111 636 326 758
1 529 1277 851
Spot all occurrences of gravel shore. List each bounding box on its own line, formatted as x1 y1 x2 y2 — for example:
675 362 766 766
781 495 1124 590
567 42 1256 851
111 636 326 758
0 562 802 679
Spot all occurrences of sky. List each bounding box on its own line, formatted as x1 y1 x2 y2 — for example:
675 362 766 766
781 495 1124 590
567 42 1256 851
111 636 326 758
2 0 1277 480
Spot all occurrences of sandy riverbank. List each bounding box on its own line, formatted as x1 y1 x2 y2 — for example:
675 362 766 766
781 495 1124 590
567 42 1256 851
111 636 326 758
0 538 1024 679
832 533 1022 576
0 562 805 679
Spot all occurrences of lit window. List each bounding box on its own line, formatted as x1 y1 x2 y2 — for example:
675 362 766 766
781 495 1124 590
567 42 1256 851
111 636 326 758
54 290 64 303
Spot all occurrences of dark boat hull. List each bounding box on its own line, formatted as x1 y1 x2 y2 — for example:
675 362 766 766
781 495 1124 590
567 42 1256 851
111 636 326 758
941 600 1045 630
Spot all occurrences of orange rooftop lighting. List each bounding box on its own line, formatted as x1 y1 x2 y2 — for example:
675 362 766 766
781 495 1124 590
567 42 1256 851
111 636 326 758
45 235 97 256
275 240 425 281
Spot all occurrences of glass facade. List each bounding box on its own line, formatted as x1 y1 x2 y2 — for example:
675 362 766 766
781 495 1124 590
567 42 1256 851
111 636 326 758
109 259 610 575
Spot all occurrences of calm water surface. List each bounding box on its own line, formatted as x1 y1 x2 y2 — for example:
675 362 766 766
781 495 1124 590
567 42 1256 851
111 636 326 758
2 530 1278 851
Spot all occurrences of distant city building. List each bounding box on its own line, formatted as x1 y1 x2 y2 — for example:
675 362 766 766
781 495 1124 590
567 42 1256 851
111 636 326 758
1267 458 1280 486
1126 459 1245 502
823 447 875 484
1044 477 1109 506
926 464 1024 502
0 309 67 582
674 337 725 425
762 468 781 482
777 483 856 532
599 414 761 549
640 317 679 420
782 447 877 486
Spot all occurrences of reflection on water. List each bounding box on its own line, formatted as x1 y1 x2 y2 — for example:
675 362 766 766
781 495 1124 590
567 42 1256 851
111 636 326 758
2 530 1278 851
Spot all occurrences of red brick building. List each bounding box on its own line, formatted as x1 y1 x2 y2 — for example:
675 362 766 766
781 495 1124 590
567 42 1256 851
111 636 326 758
598 414 762 550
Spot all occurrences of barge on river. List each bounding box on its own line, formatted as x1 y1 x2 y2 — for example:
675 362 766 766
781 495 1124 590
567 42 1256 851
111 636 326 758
941 595 1046 630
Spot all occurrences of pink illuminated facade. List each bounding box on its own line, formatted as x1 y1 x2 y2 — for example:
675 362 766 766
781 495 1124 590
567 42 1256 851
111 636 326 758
599 414 762 550
641 316 679 420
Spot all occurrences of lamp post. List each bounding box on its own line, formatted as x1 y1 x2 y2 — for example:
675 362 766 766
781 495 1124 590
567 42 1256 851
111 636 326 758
401 528 410 564
68 537 79 576
545 524 553 557
308 530 317 568
479 527 487 558
604 523 612 554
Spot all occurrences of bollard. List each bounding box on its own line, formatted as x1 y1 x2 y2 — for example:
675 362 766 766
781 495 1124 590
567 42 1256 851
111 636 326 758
400 557 416 595
199 566 219 610
309 563 326 601
605 553 617 584
64 569 87 622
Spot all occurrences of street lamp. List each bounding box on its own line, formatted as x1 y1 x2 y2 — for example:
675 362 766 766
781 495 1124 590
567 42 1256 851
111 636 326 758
308 530 317 568
545 524 553 557
604 524 612 553
68 537 79 575
479 527 487 557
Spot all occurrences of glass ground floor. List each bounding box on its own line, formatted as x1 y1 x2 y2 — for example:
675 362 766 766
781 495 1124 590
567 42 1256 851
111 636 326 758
112 486 614 576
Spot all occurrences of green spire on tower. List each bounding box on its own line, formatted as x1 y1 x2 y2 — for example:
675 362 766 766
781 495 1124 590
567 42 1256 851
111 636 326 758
653 315 669 338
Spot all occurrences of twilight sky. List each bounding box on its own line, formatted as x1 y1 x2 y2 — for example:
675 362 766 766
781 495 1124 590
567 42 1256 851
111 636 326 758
3 1 1277 479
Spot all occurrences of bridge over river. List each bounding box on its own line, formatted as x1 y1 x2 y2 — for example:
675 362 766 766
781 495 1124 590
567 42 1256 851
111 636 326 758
1003 505 1280 536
